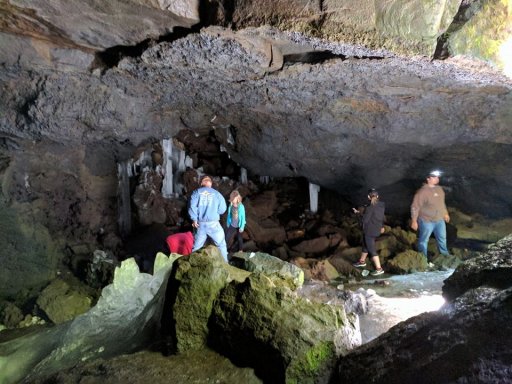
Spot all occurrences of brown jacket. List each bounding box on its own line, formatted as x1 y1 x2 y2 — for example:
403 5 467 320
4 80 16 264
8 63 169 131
411 184 448 222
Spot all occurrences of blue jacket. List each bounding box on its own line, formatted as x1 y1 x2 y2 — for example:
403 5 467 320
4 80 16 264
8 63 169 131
188 186 227 222
226 203 246 231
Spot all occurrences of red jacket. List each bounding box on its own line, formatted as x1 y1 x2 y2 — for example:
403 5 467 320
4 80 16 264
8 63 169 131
166 232 194 256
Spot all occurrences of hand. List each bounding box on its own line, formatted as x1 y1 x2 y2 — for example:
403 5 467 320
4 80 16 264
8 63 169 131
380 227 385 234
410 220 418 231
239 228 244 233
352 207 359 214
192 220 199 228
444 214 450 223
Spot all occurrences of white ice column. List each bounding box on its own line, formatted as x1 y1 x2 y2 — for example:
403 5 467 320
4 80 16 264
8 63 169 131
240 167 248 184
161 139 173 198
260 176 270 184
173 144 186 195
117 161 132 237
309 182 320 213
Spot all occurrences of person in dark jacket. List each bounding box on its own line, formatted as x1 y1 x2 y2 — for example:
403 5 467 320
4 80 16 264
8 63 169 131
352 188 386 276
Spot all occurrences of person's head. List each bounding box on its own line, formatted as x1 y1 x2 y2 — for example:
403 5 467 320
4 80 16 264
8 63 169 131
367 188 379 205
200 175 213 187
426 170 442 186
229 190 242 205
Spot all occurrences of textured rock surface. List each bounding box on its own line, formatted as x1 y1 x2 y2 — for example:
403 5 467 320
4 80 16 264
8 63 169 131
1 0 512 302
443 234 512 301
334 235 512 384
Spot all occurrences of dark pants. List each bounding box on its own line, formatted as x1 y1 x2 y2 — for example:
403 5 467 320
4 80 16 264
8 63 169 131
225 226 243 252
362 234 378 256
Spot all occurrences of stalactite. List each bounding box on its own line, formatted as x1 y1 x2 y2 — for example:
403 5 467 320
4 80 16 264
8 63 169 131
117 161 132 237
240 167 248 184
161 138 174 198
309 182 320 213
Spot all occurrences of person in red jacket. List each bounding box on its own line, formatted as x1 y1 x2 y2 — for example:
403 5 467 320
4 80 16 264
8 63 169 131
166 231 194 256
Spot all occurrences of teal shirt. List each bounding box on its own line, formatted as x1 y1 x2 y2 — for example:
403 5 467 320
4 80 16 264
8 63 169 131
227 203 246 231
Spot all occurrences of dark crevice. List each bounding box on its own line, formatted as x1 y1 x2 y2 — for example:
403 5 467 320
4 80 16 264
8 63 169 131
282 51 384 67
434 0 482 60
283 51 345 65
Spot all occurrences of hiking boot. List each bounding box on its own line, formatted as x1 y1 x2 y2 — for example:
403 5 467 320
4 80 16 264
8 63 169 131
353 260 367 268
371 268 384 276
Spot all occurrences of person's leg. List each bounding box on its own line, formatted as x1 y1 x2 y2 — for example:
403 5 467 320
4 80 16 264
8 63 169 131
417 219 435 256
353 236 369 266
225 226 236 251
236 230 244 252
371 255 382 270
192 224 207 252
207 221 228 261
432 220 449 255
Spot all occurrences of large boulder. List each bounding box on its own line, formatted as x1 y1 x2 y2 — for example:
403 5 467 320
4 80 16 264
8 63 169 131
443 234 512 302
210 273 359 384
169 246 359 383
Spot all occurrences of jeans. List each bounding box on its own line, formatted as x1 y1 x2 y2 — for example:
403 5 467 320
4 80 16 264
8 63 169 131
418 218 449 256
192 221 228 261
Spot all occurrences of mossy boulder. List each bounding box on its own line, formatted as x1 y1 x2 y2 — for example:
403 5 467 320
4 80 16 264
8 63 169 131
170 246 251 352
209 272 358 383
387 250 428 273
36 278 93 324
231 251 304 289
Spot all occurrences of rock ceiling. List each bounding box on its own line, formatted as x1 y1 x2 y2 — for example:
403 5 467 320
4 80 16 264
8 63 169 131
1 0 512 218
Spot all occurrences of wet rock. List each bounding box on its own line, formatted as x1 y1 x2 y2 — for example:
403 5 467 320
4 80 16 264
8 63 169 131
335 286 512 384
443 234 512 302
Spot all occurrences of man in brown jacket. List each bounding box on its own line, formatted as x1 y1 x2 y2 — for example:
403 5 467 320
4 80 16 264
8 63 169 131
410 170 450 257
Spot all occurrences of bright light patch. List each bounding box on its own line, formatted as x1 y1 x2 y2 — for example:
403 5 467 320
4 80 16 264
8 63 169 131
499 36 512 78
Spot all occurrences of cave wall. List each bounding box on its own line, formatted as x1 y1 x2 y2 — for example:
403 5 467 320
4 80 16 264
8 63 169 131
0 0 511 297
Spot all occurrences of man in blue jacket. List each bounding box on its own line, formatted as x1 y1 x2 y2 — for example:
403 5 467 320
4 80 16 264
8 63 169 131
188 175 228 261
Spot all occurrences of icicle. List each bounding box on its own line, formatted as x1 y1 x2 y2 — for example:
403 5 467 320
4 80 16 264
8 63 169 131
240 167 248 184
117 161 132 237
309 182 320 213
184 155 193 169
173 145 186 196
260 176 270 184
161 139 173 198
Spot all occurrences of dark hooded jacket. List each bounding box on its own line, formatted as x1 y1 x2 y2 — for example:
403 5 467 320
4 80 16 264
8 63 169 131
362 201 385 237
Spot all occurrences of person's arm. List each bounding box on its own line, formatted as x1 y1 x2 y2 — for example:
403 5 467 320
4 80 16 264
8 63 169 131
440 188 450 222
410 190 422 230
188 190 199 228
239 204 246 232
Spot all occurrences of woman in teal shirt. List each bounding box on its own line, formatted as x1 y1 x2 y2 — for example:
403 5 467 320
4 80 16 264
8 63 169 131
226 190 246 252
